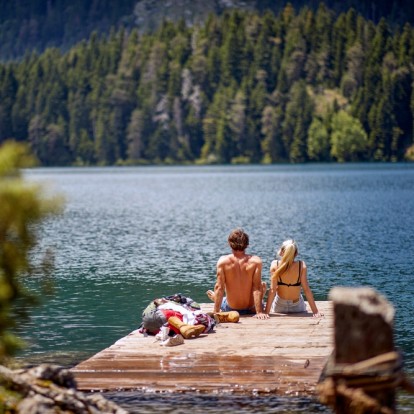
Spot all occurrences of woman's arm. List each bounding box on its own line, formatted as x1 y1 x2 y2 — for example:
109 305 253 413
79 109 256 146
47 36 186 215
300 262 323 317
264 281 277 314
264 261 278 314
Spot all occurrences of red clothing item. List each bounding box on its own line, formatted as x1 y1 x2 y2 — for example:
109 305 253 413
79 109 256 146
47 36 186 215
160 310 183 334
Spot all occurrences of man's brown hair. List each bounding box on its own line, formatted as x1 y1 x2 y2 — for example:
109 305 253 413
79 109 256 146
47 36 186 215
228 228 249 251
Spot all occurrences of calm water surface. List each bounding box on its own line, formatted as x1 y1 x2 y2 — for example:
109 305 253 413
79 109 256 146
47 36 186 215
18 164 414 412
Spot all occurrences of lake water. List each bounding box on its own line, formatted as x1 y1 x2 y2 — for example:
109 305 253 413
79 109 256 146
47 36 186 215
18 163 414 412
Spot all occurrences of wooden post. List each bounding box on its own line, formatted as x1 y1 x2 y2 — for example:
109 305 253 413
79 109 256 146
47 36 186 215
325 287 397 413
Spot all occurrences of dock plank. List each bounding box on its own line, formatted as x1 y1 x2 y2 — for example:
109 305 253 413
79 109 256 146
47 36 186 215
72 301 333 395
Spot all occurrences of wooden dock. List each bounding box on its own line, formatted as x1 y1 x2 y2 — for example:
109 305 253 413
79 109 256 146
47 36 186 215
72 301 333 395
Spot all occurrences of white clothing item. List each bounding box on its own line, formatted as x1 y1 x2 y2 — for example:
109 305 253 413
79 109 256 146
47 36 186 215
158 302 197 325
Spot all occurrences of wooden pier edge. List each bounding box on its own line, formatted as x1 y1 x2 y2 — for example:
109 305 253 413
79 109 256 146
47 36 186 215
72 301 333 396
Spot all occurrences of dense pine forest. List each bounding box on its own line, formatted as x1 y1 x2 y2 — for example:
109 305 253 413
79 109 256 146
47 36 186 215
1 0 413 62
1 3 414 165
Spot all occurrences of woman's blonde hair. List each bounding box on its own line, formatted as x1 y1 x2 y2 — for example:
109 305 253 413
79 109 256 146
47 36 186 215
271 239 298 281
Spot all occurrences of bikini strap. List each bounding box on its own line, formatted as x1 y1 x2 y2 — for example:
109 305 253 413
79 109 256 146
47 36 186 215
296 261 302 284
276 260 282 283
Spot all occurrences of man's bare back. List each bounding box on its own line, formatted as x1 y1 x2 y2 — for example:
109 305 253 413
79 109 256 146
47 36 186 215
209 228 268 319
216 252 261 310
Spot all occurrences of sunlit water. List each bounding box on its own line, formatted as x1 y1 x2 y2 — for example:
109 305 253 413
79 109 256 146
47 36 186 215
17 163 414 412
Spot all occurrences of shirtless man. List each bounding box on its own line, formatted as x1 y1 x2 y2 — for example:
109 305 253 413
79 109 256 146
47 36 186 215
207 228 268 320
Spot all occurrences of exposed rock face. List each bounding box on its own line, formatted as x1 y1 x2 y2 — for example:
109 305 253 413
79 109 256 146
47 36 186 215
0 364 128 413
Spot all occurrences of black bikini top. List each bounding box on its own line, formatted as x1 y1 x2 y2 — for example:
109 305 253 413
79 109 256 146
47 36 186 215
277 261 302 287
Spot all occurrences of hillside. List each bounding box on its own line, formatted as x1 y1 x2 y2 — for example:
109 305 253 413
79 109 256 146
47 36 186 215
1 0 413 61
1 4 413 165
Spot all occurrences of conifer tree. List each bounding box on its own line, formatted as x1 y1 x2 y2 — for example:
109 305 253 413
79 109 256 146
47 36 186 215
261 102 286 163
229 89 248 158
220 11 243 86
0 67 17 142
282 80 313 162
307 116 330 161
0 4 413 165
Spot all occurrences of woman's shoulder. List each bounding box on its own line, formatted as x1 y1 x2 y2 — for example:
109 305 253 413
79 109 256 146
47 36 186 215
296 260 307 269
270 259 279 269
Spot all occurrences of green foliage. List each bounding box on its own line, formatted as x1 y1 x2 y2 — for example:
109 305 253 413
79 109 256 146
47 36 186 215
330 111 368 161
2 1 414 62
283 81 314 163
0 141 62 360
0 5 413 165
0 0 136 61
405 144 414 161
307 117 330 161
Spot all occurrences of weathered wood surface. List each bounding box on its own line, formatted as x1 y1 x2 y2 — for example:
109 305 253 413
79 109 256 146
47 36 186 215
72 301 333 395
320 288 397 413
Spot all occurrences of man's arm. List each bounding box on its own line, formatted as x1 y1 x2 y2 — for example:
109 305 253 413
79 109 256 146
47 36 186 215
214 262 225 313
251 258 269 319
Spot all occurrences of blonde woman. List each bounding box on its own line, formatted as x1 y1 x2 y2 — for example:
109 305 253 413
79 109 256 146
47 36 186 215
264 240 323 317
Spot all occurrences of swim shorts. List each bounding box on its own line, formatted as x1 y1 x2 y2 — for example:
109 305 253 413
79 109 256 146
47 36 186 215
270 294 306 314
221 297 256 315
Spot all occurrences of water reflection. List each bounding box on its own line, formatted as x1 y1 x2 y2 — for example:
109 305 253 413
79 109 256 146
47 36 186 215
18 164 414 412
104 392 333 414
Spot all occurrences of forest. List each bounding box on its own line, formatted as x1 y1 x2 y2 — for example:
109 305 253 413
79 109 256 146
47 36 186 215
1 0 413 62
1 3 414 165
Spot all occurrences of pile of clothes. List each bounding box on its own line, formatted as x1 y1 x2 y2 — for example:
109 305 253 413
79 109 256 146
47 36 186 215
139 293 216 346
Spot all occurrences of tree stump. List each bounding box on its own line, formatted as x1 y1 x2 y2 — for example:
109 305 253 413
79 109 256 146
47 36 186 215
322 287 397 413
